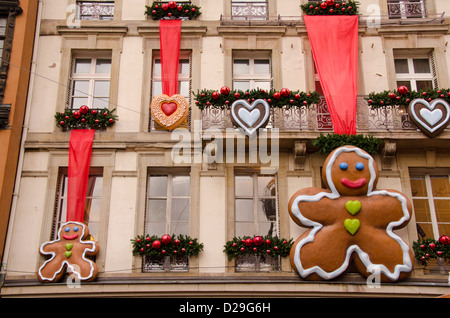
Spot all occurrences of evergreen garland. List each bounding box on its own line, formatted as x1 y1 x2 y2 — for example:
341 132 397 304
312 133 383 155
145 1 201 20
223 235 293 261
366 88 450 109
412 237 450 265
131 234 204 258
301 0 359 16
55 107 117 131
194 88 320 110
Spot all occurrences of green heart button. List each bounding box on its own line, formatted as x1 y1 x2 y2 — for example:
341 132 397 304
344 219 360 235
64 251 72 258
65 243 73 251
345 200 361 216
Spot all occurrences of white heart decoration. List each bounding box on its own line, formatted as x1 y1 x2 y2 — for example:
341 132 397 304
409 98 450 134
231 99 270 136
238 108 261 127
420 108 443 127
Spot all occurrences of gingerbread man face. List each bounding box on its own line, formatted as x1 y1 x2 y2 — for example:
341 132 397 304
289 146 414 282
38 221 98 283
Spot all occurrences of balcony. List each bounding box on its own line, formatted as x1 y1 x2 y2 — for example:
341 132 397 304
76 1 114 21
387 0 427 19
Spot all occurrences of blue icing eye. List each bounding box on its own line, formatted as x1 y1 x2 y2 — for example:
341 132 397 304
65 227 70 232
73 226 79 232
339 162 348 170
356 162 364 171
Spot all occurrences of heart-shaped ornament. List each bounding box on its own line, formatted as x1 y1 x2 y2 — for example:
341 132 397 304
65 251 72 258
65 243 73 251
345 200 361 216
151 94 189 130
408 98 450 137
231 99 270 137
344 219 360 235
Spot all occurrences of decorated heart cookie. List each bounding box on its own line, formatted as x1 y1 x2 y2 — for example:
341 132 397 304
230 99 270 137
151 94 189 130
288 146 414 282
408 98 450 138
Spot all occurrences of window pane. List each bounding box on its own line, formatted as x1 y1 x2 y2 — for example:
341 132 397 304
71 97 89 109
235 199 253 221
73 80 89 96
171 222 189 236
438 224 450 238
153 59 161 75
236 222 253 237
172 176 190 196
258 221 276 237
430 176 450 197
171 198 190 222
95 59 111 73
413 59 431 74
74 58 91 73
434 200 450 223
416 80 433 91
235 176 253 196
254 59 270 74
410 176 427 197
413 199 431 223
147 222 165 237
394 59 409 73
152 81 162 96
90 176 103 197
233 81 250 91
396 81 411 91
254 81 271 91
179 81 189 98
417 223 434 239
258 198 277 222
0 18 7 36
179 59 190 75
233 59 249 74
257 176 276 196
148 176 168 197
93 97 109 108
94 80 110 97
148 199 167 221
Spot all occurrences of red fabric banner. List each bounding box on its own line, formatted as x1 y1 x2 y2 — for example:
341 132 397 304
159 19 182 96
304 15 359 135
67 129 95 222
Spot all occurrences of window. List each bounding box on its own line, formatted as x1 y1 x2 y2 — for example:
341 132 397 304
410 171 450 240
231 0 268 21
234 172 278 237
68 55 111 110
53 167 103 240
232 52 271 91
387 0 427 19
76 1 114 20
145 172 191 237
394 53 436 91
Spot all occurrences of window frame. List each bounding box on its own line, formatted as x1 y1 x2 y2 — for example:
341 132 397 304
394 52 436 91
232 51 272 91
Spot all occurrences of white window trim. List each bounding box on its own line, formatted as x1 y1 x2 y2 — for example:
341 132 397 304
232 51 272 90
394 53 436 91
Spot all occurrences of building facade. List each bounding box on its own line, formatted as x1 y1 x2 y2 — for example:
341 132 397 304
1 0 450 297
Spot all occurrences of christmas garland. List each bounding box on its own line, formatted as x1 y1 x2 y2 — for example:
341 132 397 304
223 235 293 261
366 87 450 109
194 87 320 110
55 106 117 130
131 234 204 258
146 1 201 20
301 0 359 15
412 235 450 265
312 133 383 155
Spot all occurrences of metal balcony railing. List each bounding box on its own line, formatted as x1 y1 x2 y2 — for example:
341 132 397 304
231 1 268 21
387 0 427 19
76 1 114 21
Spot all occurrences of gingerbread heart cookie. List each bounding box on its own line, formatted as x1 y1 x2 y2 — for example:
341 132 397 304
231 99 270 137
408 98 450 138
151 94 189 130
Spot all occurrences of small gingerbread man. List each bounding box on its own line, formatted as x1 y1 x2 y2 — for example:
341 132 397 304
38 221 99 283
289 146 414 282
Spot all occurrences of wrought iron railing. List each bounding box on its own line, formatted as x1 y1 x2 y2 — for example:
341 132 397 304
231 1 268 20
387 0 427 19
76 1 115 20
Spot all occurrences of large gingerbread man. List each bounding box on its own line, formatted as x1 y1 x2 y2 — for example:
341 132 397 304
38 221 99 283
288 146 414 282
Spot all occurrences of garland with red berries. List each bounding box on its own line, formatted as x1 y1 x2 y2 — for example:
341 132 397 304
194 87 320 110
55 106 117 131
131 234 204 258
301 0 359 15
146 1 201 20
366 86 450 109
223 235 293 261
412 235 450 265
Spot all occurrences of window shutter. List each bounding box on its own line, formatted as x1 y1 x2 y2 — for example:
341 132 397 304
429 50 438 89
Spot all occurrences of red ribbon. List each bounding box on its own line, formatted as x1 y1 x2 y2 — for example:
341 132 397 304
67 129 95 222
304 15 359 135
159 19 182 96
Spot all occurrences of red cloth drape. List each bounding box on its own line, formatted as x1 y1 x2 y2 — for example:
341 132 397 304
159 19 182 96
67 129 95 222
304 15 359 135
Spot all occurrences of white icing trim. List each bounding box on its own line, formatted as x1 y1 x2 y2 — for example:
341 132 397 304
231 99 270 137
409 98 450 133
38 221 97 282
290 147 412 281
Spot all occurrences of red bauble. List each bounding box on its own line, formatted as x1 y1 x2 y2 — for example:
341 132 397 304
253 236 263 246
273 92 281 100
168 1 177 9
439 235 450 245
161 3 169 10
244 238 253 247
161 234 172 245
152 240 161 249
320 2 328 9
60 121 65 126
79 105 89 114
73 111 81 119
437 251 443 256
389 93 396 99
212 91 220 99
326 0 335 5
429 243 436 250
220 86 230 95
174 239 180 246
177 5 182 11
397 85 408 95
265 239 271 246
91 109 98 115
234 92 240 99
280 88 290 97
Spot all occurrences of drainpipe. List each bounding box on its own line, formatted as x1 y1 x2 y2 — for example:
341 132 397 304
0 0 43 285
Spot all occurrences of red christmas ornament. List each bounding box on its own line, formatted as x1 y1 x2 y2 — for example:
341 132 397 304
60 121 65 126
280 88 290 97
91 109 98 115
437 251 443 256
253 236 263 246
79 105 89 114
168 1 177 9
174 239 180 246
220 86 230 95
161 234 172 245
429 243 436 250
326 0 335 5
273 92 281 100
73 111 81 119
152 240 161 249
439 235 450 245
389 93 396 99
320 2 328 9
244 238 253 247
212 91 220 99
265 239 271 246
177 5 182 11
397 85 408 95
234 92 240 99
161 3 169 10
